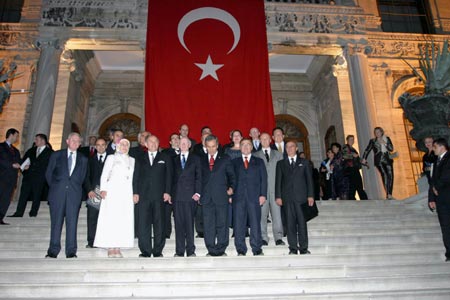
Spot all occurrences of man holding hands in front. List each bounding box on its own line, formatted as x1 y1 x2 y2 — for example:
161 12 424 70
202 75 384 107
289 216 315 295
275 141 314 255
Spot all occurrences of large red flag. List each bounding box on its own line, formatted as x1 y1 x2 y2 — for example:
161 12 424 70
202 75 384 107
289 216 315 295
146 0 274 147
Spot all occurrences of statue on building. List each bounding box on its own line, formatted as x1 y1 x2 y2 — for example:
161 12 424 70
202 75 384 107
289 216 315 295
0 60 18 113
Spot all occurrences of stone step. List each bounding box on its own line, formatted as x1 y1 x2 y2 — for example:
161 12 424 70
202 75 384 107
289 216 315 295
1 262 449 284
2 274 450 298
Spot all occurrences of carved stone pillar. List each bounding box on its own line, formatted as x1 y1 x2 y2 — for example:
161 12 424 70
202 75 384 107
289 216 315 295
346 50 384 199
25 38 62 148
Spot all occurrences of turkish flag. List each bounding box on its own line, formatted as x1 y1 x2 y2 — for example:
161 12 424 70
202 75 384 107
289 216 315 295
146 0 274 147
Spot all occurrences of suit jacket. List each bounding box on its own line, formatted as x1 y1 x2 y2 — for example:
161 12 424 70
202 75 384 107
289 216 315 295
133 151 173 202
172 153 202 203
362 137 394 166
106 142 116 155
129 145 147 160
45 149 88 205
231 156 267 203
162 147 180 159
430 151 450 203
200 153 236 205
254 148 284 199
193 143 224 158
251 140 262 153
0 142 21 186
79 146 96 158
270 143 288 159
275 157 314 204
21 146 53 184
84 153 108 192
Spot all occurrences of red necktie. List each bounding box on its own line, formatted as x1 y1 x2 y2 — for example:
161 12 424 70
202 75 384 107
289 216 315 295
209 156 215 171
244 156 249 169
90 147 95 157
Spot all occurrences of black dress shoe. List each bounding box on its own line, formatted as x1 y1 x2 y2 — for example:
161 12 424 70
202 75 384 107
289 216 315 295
29 213 37 217
262 240 268 246
288 250 298 255
7 214 21 218
446 257 450 262
275 239 285 246
66 254 77 258
139 253 151 258
85 245 94 248
174 253 183 257
237 252 246 256
153 253 164 258
253 250 264 256
0 220 10 225
218 252 227 257
300 249 311 255
45 254 57 258
187 253 196 257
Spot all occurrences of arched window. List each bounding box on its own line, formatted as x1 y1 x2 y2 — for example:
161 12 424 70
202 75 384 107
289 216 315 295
275 114 310 159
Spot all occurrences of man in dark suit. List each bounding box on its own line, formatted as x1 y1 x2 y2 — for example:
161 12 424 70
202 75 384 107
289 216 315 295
161 132 180 239
249 127 262 153
79 136 97 158
84 137 108 248
428 138 450 262
271 127 287 158
129 130 150 238
0 128 21 225
201 135 236 256
179 124 196 148
129 131 150 160
133 135 173 257
275 141 314 255
106 129 123 155
45 132 88 258
9 133 53 218
172 137 202 257
232 139 267 256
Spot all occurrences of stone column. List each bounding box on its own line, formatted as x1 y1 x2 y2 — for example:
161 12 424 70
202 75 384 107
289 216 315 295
346 50 385 200
25 38 62 149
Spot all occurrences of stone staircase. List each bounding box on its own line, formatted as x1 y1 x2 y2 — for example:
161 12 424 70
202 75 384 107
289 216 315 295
1 195 449 299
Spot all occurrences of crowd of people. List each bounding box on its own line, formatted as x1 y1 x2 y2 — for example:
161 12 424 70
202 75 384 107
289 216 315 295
0 125 448 262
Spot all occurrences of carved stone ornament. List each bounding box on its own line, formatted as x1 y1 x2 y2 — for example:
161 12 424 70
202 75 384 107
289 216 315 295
41 0 146 29
0 25 37 50
276 119 305 139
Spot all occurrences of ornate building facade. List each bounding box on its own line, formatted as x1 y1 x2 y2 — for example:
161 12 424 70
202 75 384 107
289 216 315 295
1 0 449 199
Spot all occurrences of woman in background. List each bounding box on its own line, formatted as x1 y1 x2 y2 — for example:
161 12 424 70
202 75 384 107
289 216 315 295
362 127 395 200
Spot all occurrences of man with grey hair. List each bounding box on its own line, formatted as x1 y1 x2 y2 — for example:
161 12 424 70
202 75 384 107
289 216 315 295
45 132 88 258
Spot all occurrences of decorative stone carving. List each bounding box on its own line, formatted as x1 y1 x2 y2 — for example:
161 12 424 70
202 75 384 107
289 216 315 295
276 119 305 139
0 60 18 113
41 0 146 29
0 24 37 49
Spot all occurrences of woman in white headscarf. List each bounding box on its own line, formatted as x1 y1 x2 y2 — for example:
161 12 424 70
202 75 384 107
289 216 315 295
94 138 137 257
361 127 395 200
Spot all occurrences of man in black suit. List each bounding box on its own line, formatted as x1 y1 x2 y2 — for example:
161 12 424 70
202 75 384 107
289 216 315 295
0 128 21 225
249 127 262 153
133 135 173 257
161 133 180 239
271 127 287 158
201 135 236 256
172 137 202 257
232 139 267 256
106 129 123 155
129 131 150 160
79 136 97 158
84 138 107 248
45 132 88 258
179 124 196 148
428 138 450 262
275 141 314 255
9 133 53 218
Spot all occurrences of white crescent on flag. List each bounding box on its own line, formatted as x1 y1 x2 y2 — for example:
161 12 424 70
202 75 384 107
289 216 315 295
177 7 241 55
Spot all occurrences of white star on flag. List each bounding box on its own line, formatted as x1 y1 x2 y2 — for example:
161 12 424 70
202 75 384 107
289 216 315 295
194 55 224 81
